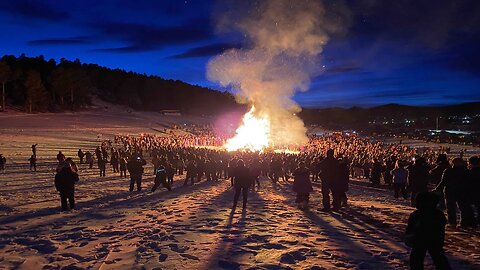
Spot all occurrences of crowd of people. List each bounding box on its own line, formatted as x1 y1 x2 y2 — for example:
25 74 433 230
2 128 479 269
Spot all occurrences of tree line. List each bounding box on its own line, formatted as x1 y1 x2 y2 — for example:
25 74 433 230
0 54 239 115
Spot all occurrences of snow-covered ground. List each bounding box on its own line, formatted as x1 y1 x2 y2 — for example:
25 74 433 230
0 110 479 270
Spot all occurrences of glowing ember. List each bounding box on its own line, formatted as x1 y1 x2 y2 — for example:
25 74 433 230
225 106 270 151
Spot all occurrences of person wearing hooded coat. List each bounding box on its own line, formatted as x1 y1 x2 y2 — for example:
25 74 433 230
54 161 79 211
292 162 313 208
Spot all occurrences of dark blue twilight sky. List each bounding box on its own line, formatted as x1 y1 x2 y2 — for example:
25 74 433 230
0 0 479 107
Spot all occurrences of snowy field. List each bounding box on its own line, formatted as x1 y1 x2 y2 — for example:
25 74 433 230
0 109 479 270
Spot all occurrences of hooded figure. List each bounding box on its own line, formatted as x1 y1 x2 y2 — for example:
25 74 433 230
54 161 79 211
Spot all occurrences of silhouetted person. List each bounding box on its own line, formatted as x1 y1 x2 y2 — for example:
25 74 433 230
31 144 37 156
127 155 146 191
166 162 175 186
468 156 480 225
232 160 251 210
405 192 451 270
119 157 127 178
408 157 430 207
293 162 313 209
435 158 475 227
392 160 408 199
54 161 79 211
430 154 450 209
318 149 340 211
111 151 119 173
77 149 85 164
57 151 65 163
370 159 383 186
98 155 106 177
184 160 196 186
0 154 5 171
151 165 172 192
28 155 37 172
85 151 94 169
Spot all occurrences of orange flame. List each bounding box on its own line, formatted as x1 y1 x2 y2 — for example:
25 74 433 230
224 106 270 151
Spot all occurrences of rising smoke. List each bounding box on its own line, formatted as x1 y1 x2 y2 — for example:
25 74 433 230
207 0 344 147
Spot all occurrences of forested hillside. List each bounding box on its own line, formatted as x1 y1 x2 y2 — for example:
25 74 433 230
0 54 239 115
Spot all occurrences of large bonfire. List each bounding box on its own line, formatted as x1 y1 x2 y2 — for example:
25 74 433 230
224 106 270 151
208 0 342 152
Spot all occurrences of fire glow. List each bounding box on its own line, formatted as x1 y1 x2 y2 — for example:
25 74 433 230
224 106 270 151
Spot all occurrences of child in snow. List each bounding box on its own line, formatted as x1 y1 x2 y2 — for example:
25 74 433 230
405 191 451 270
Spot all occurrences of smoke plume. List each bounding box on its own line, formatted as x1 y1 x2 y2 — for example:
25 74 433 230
208 0 341 147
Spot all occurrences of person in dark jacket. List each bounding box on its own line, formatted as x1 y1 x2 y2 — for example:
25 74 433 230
292 162 313 208
318 149 340 211
127 155 146 191
85 151 94 169
54 161 79 211
119 157 127 178
57 151 65 163
98 154 106 177
77 149 85 164
0 154 5 171
468 156 480 225
184 160 196 186
370 159 384 186
408 157 430 207
430 154 450 209
110 149 119 173
435 158 475 227
28 155 37 172
232 160 251 210
151 165 172 192
405 191 451 270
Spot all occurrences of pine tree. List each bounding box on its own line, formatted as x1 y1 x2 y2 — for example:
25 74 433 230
24 70 48 113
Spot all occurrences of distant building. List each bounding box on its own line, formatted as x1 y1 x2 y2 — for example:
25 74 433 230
160 110 181 116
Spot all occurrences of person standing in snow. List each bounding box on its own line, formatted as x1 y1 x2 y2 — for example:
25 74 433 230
292 162 313 209
28 155 37 172
77 149 85 164
405 192 451 270
318 149 341 211
31 144 37 156
0 154 6 171
391 160 408 199
232 159 252 210
127 154 146 191
54 161 79 211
